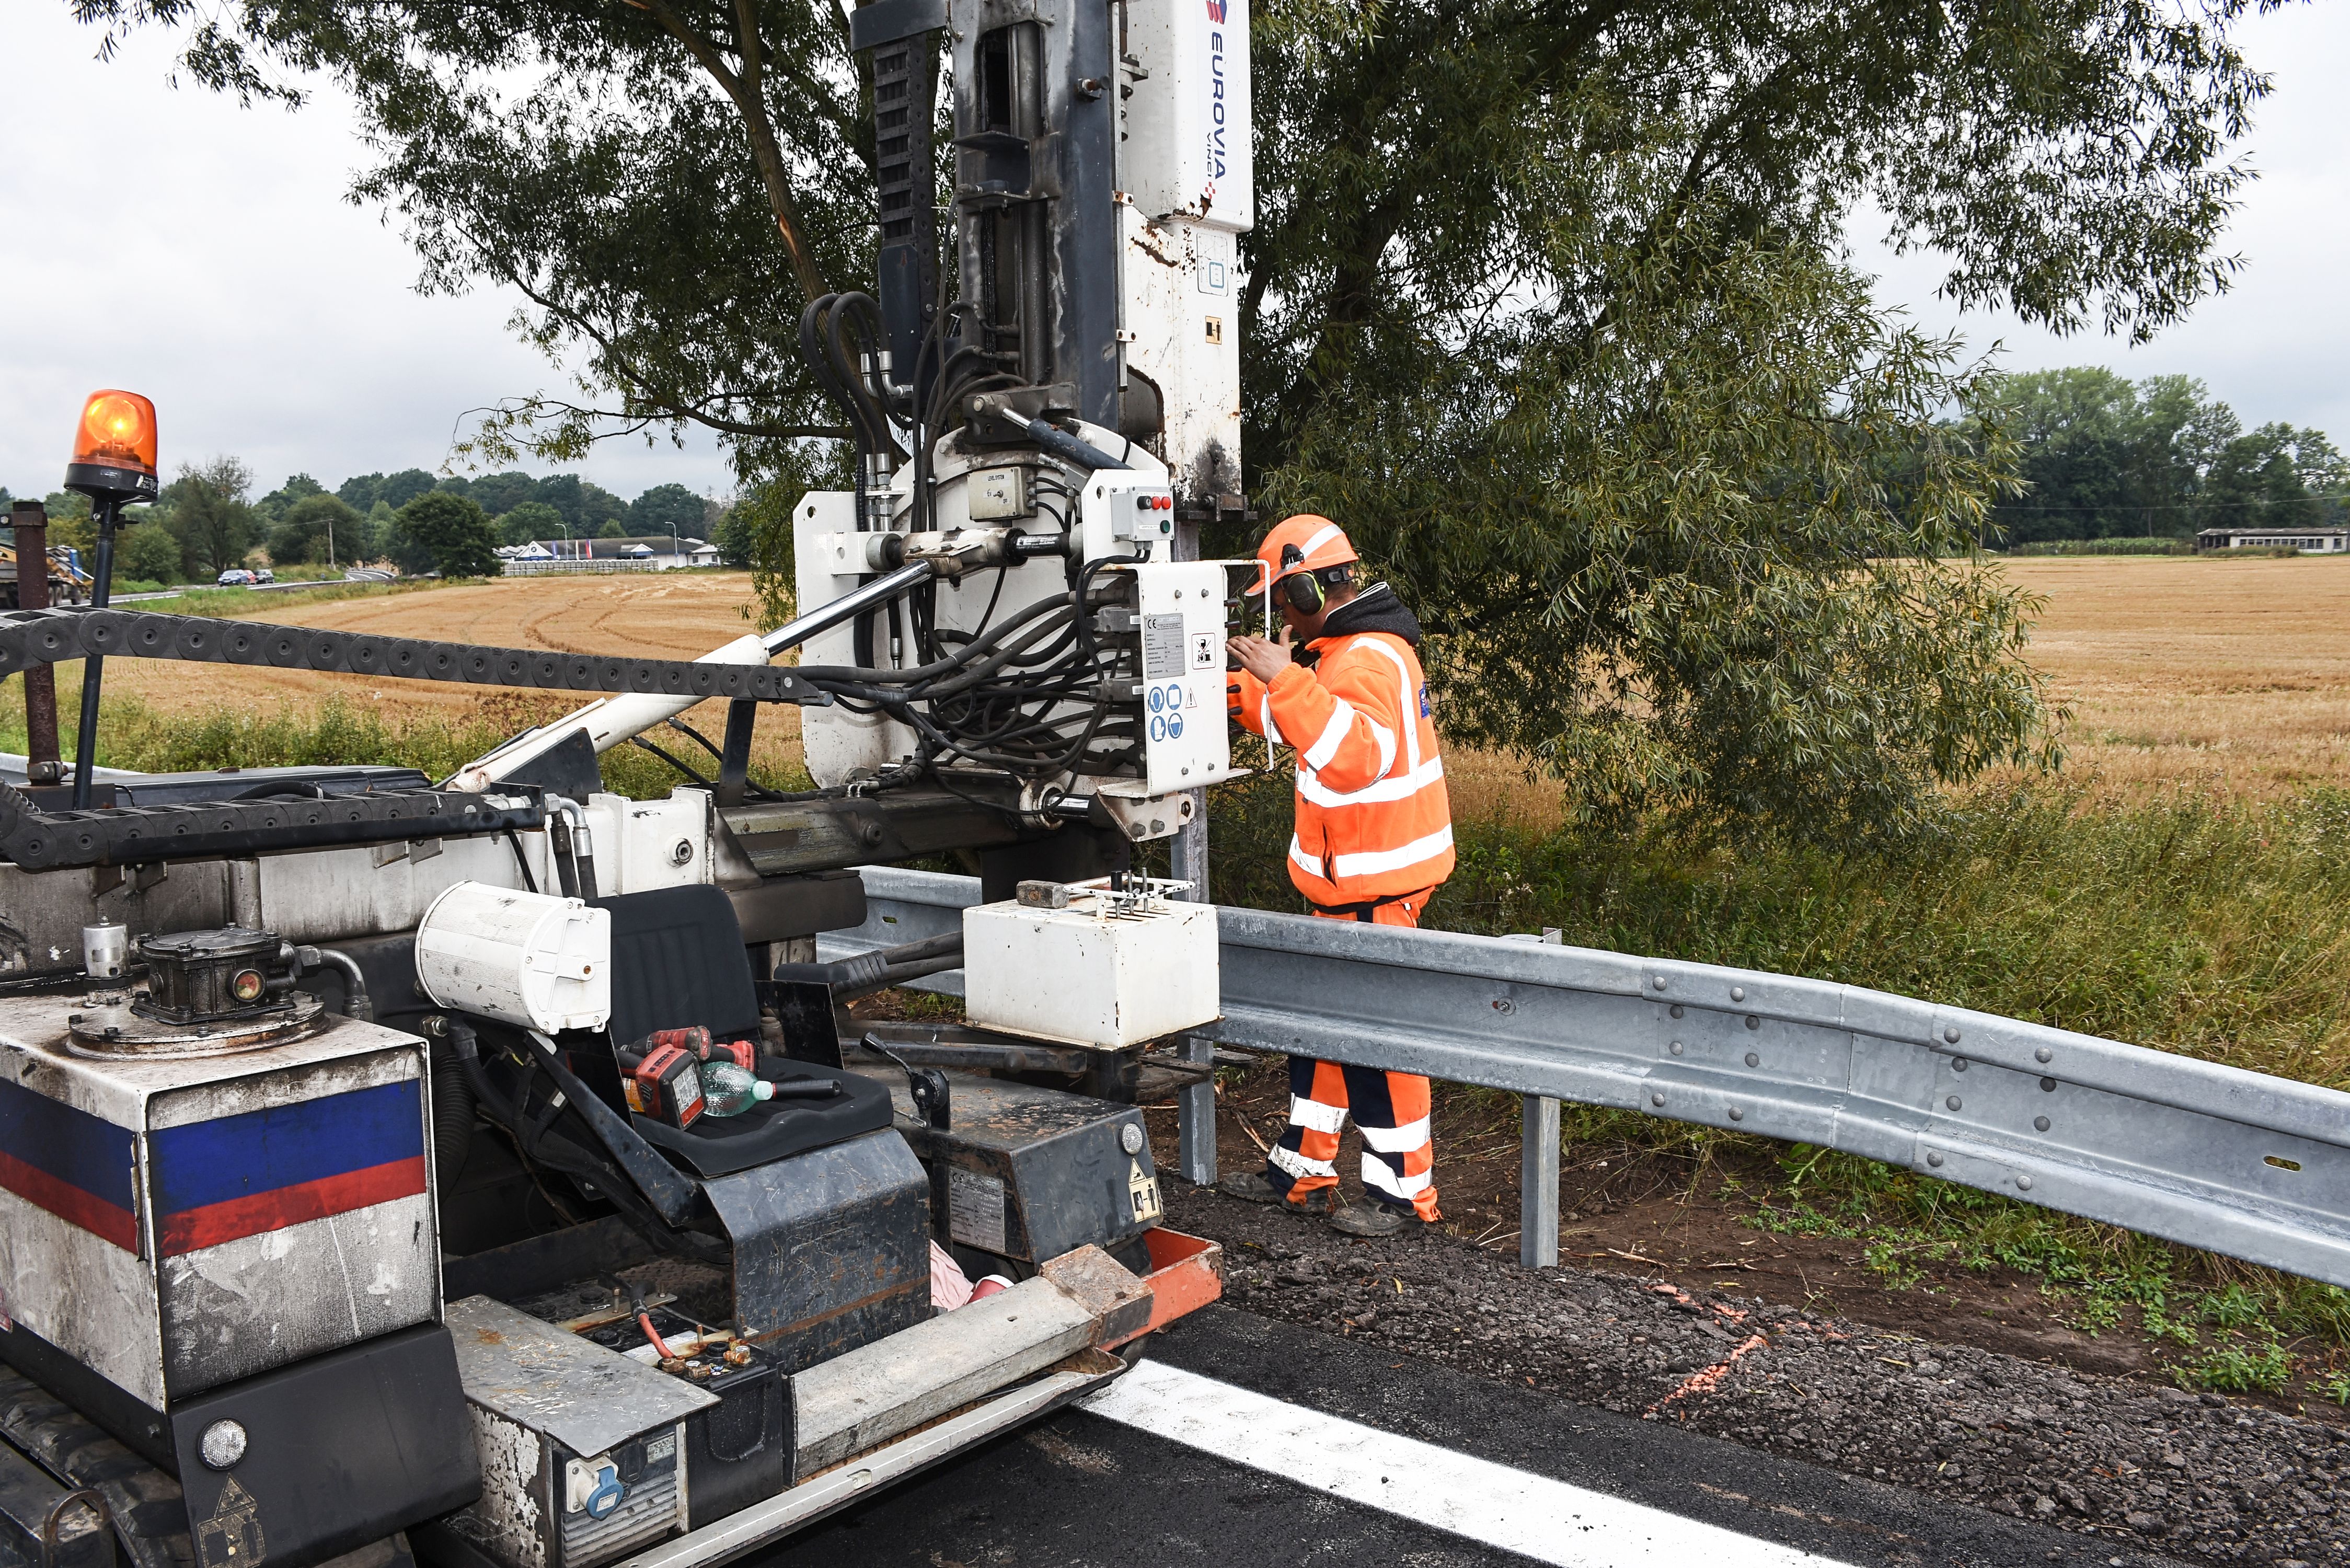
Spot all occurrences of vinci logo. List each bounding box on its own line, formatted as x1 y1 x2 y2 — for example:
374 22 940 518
1205 0 1226 19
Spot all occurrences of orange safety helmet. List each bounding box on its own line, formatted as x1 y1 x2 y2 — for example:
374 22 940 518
1253 515 1360 614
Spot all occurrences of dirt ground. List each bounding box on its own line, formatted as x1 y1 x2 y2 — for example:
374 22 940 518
1169 1058 2241 1386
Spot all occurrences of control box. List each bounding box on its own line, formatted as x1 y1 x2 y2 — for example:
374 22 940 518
962 880 1219 1048
1079 471 1179 559
1124 560 1235 797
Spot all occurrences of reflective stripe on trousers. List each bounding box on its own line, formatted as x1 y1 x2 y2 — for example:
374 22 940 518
1262 897 1441 1221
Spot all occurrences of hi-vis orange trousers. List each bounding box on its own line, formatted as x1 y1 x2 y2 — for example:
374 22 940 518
1262 893 1442 1221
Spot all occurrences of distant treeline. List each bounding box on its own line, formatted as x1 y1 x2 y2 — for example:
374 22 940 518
1983 369 2346 544
1 464 742 584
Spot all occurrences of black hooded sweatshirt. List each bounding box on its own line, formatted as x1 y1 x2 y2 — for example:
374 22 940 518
1300 582 1423 667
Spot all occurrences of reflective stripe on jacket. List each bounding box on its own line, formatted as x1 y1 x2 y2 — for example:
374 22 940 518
1229 630 1454 904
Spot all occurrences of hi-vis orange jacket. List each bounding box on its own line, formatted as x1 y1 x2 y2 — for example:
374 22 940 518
1229 585 1455 908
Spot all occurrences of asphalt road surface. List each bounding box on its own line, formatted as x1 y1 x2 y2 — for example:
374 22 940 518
756 1306 2196 1568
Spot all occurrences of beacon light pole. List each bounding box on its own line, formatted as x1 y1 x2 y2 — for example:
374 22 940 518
62 389 159 808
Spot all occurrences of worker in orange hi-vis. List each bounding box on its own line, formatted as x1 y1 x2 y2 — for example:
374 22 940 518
1217 515 1455 1237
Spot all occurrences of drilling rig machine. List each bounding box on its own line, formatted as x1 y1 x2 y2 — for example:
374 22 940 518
0 5 1254 1567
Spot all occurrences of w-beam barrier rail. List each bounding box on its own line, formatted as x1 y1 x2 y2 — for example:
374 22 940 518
827 867 2350 1285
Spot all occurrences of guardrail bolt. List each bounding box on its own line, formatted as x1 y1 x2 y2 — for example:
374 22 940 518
1944 1026 1962 1044
1669 1041 1684 1056
1927 1151 1944 1168
2016 1175 2034 1191
1744 1015 1759 1030
1729 1107 1745 1121
2035 1046 2053 1064
1650 1092 1666 1108
2040 1076 2057 1092
1953 1057 1969 1073
1730 986 1745 1002
1945 1095 1963 1111
1745 1051 1760 1068
1652 976 1668 991
2034 1116 2051 1132
1669 1005 1684 1019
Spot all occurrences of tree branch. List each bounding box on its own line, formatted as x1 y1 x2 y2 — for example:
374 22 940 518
634 0 831 302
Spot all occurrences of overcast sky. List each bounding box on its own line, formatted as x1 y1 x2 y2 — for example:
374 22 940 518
3 3 2344 506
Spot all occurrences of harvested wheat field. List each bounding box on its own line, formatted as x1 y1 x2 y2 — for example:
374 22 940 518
2001 554 2350 800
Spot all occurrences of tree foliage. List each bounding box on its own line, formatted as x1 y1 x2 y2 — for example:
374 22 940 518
629 482 706 538
1978 368 2344 540
117 519 189 584
498 499 565 546
163 456 259 577
73 0 2287 835
270 492 363 564
390 490 502 577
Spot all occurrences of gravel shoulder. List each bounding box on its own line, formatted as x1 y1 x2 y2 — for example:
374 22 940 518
1164 1182 2346 1565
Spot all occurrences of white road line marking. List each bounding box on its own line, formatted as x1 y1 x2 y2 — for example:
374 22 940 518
1077 1360 1855 1567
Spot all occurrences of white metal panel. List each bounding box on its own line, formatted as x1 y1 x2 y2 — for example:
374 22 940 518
253 835 532 942
1124 0 1253 230
588 791 716 895
157 1191 437 1396
0 1185 166 1409
962 893 1219 1047
794 489 913 785
1128 561 1236 795
1120 207 1245 506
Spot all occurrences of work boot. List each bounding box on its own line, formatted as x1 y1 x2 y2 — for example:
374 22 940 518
1218 1170 1335 1215
1329 1198 1429 1238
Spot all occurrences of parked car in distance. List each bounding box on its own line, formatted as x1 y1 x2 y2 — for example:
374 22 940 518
215 569 255 587
253 568 275 584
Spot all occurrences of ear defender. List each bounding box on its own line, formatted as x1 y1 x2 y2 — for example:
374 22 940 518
1280 542 1326 614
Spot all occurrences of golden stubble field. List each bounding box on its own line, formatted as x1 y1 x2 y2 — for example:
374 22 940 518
89 556 2350 812
94 572 809 774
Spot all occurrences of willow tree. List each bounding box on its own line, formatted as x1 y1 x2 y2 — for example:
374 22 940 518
72 0 2277 834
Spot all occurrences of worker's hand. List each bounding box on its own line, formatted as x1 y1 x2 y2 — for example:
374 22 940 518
1227 629 1293 682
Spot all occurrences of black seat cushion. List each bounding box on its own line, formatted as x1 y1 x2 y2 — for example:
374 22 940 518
589 885 890 1176
592 884 765 1045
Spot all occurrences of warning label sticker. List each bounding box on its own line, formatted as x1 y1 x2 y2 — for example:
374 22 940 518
1143 613 1186 679
948 1165 1009 1252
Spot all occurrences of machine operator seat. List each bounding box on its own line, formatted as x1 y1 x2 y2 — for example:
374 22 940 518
586 884 891 1178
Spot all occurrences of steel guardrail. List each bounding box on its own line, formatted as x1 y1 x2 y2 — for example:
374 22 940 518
826 866 2350 1289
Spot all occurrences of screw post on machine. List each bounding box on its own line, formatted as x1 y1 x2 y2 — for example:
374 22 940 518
9 500 63 783
60 390 161 809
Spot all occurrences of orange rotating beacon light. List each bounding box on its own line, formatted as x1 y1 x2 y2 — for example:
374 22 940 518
60 389 159 808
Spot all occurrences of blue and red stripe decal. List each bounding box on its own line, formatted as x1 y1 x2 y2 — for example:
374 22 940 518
0 1079 139 1251
149 1078 427 1256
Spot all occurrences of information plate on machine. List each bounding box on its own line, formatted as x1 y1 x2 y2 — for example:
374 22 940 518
1130 561 1235 797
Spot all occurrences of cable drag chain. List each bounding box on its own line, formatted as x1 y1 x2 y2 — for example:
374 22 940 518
0 775 545 871
0 606 822 705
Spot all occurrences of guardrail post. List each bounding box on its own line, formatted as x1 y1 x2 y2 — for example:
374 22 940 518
1178 1033 1217 1186
1520 1095 1560 1269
